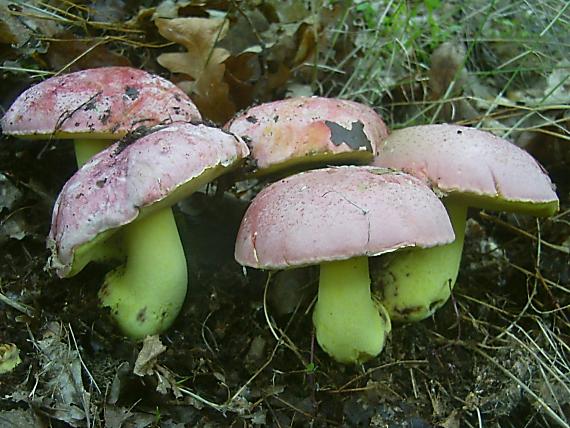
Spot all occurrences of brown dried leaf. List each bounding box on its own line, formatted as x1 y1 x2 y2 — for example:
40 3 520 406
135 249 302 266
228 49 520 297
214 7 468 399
429 42 467 98
133 334 166 376
194 64 235 123
0 9 30 45
153 0 194 20
104 405 155 428
89 0 138 22
0 409 43 428
225 52 260 111
218 9 269 56
0 0 60 46
156 16 236 123
155 365 183 398
44 33 131 72
0 0 62 47
264 0 311 23
131 336 183 399
7 323 91 427
156 17 230 80
291 23 317 67
266 63 291 92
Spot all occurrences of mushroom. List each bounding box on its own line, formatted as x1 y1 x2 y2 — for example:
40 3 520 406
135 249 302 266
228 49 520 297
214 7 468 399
234 166 455 363
1 66 201 166
225 96 388 177
48 123 249 338
372 124 559 321
226 97 389 313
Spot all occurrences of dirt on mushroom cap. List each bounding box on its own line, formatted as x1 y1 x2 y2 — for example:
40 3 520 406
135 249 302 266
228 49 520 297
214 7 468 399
1 67 202 139
235 166 455 269
225 97 389 172
48 123 249 277
373 124 559 214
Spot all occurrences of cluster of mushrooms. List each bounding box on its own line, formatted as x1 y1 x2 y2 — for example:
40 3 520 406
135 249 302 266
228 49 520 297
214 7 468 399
1 66 559 364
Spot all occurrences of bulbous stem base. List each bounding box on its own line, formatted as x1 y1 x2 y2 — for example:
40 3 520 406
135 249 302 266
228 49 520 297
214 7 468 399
98 208 188 339
313 256 391 364
374 199 467 322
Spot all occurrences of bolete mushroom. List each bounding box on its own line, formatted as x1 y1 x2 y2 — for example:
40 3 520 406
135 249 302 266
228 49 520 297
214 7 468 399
372 124 559 321
48 123 249 338
234 166 455 363
226 97 389 313
225 96 388 177
1 66 201 166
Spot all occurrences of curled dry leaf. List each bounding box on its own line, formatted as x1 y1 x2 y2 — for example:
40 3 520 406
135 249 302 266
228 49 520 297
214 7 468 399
0 0 61 47
0 4 31 46
133 334 166 376
156 17 236 123
156 17 230 78
0 343 21 374
132 335 183 398
428 42 476 122
7 323 91 427
428 42 467 99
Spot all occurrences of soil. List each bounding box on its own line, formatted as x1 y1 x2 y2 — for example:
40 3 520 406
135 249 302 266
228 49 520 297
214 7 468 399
1 127 569 427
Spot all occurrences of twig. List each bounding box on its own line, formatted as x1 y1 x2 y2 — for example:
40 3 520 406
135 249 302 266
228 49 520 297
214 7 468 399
479 212 569 254
330 360 428 393
68 323 101 395
0 290 35 318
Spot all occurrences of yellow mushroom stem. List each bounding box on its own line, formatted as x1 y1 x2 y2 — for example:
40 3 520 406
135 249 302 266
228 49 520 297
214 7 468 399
313 256 391 364
375 198 467 322
98 207 187 339
73 138 115 166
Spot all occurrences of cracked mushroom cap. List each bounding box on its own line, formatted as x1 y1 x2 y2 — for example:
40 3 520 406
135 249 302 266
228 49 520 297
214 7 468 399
225 97 389 175
1 67 201 139
48 123 249 277
235 166 455 269
373 124 559 216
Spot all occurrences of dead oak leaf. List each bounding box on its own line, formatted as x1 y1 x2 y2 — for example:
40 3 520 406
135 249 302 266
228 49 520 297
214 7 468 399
156 17 235 123
156 17 230 80
178 63 235 124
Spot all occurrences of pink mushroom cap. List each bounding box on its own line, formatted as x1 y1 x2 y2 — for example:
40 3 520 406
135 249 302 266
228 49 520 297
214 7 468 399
1 67 201 139
48 123 249 277
225 97 389 174
235 166 455 270
373 124 559 216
